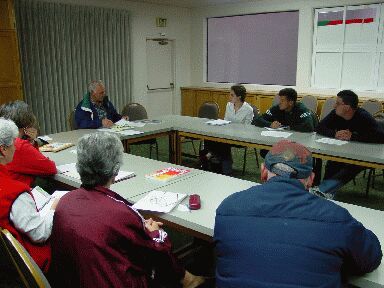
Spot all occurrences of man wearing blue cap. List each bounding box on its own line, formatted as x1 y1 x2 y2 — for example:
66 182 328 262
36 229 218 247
214 140 382 288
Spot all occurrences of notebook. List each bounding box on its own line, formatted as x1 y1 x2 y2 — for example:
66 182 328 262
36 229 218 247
39 142 74 152
145 167 190 182
132 190 187 213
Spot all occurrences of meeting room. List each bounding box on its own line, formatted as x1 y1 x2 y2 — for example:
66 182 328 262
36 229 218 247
0 0 383 287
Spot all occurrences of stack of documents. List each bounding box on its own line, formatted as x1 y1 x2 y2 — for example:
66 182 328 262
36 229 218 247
206 119 231 126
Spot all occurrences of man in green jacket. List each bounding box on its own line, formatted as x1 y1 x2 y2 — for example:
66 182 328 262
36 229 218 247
252 88 314 132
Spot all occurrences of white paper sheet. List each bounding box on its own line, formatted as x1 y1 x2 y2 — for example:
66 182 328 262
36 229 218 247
116 130 145 136
132 190 187 213
37 135 53 142
260 131 292 138
315 137 348 146
206 119 231 126
63 169 135 182
56 163 77 173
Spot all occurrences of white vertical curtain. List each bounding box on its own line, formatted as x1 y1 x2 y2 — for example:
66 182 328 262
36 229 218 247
15 0 131 134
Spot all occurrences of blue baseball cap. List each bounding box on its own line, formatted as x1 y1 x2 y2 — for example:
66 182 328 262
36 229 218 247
264 140 313 179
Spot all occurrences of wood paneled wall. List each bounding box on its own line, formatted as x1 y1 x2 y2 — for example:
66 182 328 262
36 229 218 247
0 0 23 105
181 87 383 118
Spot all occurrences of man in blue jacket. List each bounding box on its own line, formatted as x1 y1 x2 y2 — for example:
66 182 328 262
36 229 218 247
75 80 127 129
214 140 382 288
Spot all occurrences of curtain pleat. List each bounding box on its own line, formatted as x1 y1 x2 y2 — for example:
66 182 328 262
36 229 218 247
14 0 131 134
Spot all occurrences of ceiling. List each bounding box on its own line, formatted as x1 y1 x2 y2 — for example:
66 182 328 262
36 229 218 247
132 0 258 8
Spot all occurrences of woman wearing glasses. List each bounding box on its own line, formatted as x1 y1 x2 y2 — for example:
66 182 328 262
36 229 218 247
0 101 56 186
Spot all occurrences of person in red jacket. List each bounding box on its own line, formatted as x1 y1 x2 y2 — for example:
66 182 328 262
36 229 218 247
0 101 57 186
0 118 57 273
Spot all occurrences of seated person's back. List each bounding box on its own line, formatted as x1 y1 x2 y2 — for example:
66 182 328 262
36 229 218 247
214 140 382 288
50 132 204 288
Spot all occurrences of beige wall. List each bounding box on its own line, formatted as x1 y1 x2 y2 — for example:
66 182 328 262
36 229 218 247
190 0 384 99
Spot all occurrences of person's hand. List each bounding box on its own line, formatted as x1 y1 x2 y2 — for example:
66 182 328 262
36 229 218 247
50 198 60 210
102 118 114 128
23 127 38 141
144 218 163 232
181 271 205 288
270 121 282 129
122 115 129 121
335 129 352 141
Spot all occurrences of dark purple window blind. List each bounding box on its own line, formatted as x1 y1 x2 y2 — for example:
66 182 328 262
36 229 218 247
207 11 299 85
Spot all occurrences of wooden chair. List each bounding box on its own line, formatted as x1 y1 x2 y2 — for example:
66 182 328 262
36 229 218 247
0 228 51 288
121 103 159 159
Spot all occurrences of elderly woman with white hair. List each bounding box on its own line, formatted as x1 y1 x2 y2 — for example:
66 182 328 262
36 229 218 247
50 132 204 288
0 118 55 273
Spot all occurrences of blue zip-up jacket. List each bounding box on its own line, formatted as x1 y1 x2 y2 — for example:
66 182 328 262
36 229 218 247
214 177 382 288
75 92 122 129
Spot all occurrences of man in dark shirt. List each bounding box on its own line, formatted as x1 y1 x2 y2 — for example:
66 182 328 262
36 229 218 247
252 88 314 132
253 88 315 158
313 90 384 197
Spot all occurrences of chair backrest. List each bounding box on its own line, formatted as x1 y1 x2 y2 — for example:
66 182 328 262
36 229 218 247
68 110 77 130
121 103 148 121
0 228 51 288
309 110 319 129
272 94 280 106
301 95 318 113
361 100 382 116
320 97 336 121
198 102 219 119
250 104 260 118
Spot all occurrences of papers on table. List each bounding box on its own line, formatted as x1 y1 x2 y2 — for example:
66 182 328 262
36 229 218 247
62 166 135 183
132 190 187 213
39 142 74 152
114 119 146 128
117 130 144 136
316 137 348 146
261 131 292 138
31 186 70 217
98 127 144 136
206 119 231 126
264 126 288 131
56 163 77 173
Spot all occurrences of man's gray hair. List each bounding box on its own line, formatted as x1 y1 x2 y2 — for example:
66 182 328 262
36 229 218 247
0 118 19 147
88 80 104 93
0 101 36 129
76 132 124 187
